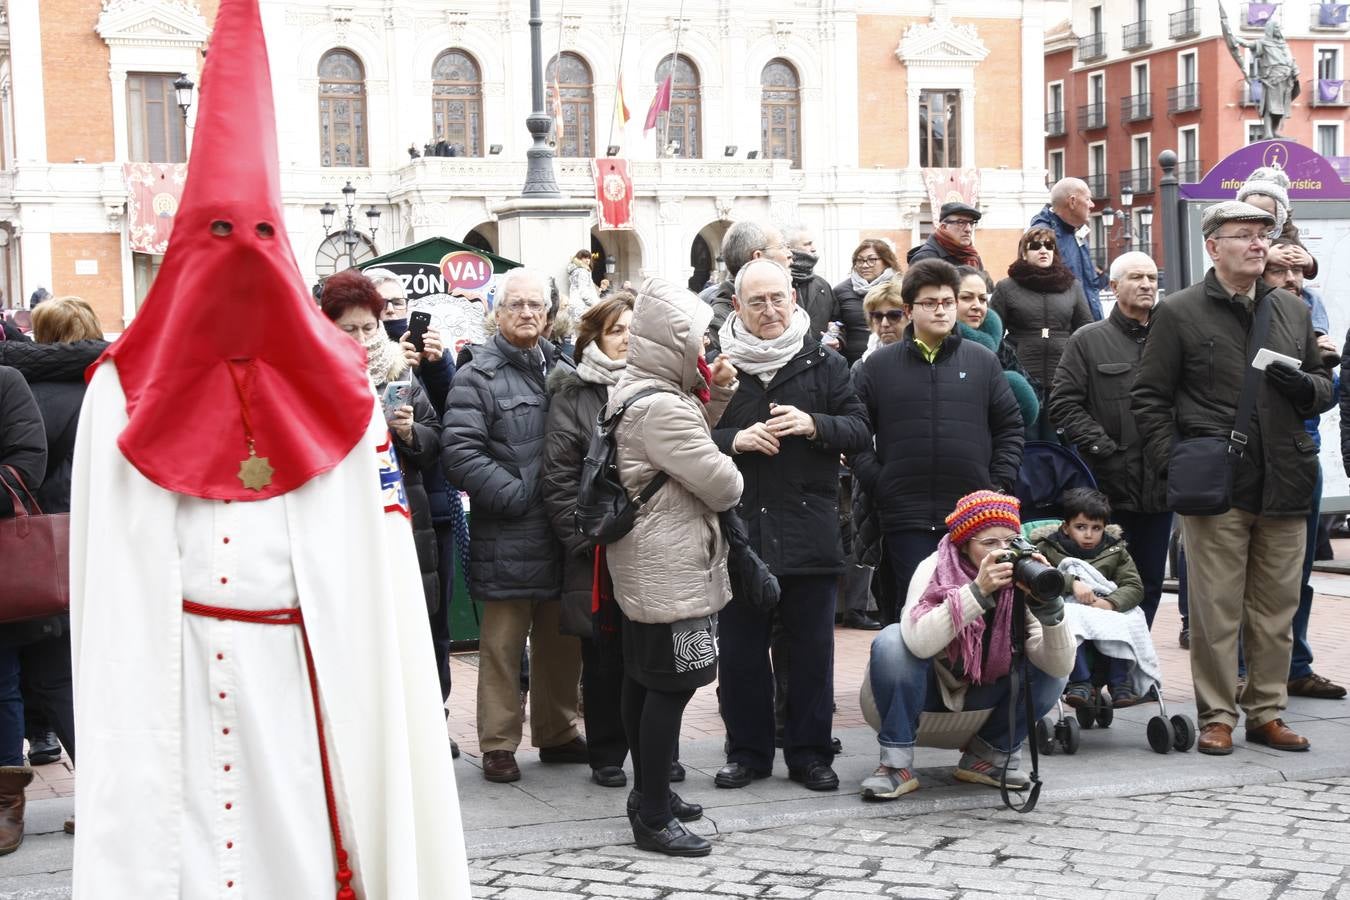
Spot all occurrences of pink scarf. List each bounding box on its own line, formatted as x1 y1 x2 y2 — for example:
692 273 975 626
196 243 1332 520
908 535 1014 685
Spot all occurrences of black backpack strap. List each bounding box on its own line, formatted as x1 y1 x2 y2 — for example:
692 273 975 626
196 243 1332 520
606 387 672 506
1228 294 1276 458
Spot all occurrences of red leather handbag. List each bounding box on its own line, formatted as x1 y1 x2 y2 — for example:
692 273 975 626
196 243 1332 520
0 466 69 623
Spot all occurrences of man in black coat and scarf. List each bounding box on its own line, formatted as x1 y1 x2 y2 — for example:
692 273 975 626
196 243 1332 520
710 259 871 793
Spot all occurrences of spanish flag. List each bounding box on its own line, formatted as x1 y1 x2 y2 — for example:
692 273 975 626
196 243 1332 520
614 74 631 131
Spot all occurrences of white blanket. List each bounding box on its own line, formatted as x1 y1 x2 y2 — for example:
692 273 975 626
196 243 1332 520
1062 604 1163 698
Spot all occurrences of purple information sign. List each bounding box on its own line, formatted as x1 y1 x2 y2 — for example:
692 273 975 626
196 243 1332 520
1179 140 1350 201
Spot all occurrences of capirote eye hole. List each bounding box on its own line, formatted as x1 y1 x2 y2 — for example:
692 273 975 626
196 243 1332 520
210 220 233 236
255 222 275 239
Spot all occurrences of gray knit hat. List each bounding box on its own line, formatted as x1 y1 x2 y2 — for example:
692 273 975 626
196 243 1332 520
1202 200 1277 238
1235 166 1290 235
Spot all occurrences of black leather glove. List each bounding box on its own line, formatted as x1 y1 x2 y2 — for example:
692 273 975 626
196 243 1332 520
1026 592 1065 627
1265 361 1315 408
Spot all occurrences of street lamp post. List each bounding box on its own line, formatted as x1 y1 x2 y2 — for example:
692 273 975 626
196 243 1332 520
521 0 561 197
1100 184 1141 251
319 181 381 270
173 73 195 120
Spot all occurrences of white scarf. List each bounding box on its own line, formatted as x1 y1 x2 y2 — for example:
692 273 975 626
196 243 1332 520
718 306 810 381
850 267 895 295
576 341 626 388
363 333 407 387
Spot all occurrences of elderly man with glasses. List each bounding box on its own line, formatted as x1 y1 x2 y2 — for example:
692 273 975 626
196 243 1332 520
907 202 985 270
1133 201 1334 757
441 267 586 783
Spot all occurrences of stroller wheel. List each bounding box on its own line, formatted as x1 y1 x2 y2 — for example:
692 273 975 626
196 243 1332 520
1075 705 1096 730
1035 717 1056 755
1060 716 1081 754
1170 714 1196 752
1096 703 1114 728
1147 715 1175 754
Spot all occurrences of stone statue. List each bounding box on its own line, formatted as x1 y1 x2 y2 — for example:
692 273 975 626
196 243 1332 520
1219 6 1301 140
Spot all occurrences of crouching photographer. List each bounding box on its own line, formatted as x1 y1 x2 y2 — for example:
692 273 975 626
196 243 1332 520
860 491 1075 801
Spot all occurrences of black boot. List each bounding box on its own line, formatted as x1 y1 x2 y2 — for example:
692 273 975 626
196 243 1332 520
630 815 711 857
626 789 702 822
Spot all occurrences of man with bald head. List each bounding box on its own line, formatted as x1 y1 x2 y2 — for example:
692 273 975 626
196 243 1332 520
1032 178 1107 320
1048 251 1170 626
711 257 870 792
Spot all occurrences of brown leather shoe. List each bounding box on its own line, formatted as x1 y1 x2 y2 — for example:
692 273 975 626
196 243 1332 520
482 749 521 783
1287 673 1347 700
0 766 34 855
63 816 74 835
1245 718 1310 752
1196 723 1233 756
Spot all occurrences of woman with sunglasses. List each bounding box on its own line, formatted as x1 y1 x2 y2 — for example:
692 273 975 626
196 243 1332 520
990 228 1092 441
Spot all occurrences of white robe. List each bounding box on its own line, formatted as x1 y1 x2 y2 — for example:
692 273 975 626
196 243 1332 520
69 363 470 899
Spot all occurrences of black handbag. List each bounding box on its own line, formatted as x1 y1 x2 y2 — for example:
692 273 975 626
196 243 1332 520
719 508 780 614
574 388 669 544
1166 297 1273 516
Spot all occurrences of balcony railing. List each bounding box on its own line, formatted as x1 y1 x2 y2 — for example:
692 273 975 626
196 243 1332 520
1078 32 1106 61
1311 78 1348 105
1119 167 1155 195
1121 92 1152 122
1123 20 1152 50
1169 6 1201 38
1177 158 1204 183
1241 2 1280 28
1241 79 1262 106
1167 82 1201 113
1046 110 1066 136
1086 173 1109 200
1090 246 1108 272
1311 3 1350 29
1078 102 1107 130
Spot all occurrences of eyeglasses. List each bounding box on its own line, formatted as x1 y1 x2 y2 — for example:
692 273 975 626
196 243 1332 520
502 300 548 314
868 310 906 324
384 297 408 310
1025 240 1055 251
943 219 976 230
759 242 788 253
743 294 792 312
971 535 1017 550
854 256 883 266
1214 231 1272 245
911 298 957 312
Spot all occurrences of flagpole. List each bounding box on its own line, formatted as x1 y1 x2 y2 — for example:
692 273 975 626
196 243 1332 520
661 0 687 157
550 0 567 149
606 0 634 152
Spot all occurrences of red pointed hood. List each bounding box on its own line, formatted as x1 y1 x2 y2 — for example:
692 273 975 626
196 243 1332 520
96 0 371 500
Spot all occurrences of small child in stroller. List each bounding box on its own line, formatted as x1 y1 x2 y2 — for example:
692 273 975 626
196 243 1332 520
1030 488 1145 708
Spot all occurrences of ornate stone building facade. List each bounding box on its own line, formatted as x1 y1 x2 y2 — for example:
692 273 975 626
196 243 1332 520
0 0 1053 330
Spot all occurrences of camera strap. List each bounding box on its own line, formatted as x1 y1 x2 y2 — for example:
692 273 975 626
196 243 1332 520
1000 592 1042 813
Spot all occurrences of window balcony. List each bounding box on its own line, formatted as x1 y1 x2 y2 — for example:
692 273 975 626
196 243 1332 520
1123 20 1152 51
1121 92 1152 122
1119 167 1155 195
1167 82 1201 112
1241 2 1280 29
1311 3 1350 30
1169 6 1201 39
1078 102 1107 131
1046 110 1066 137
1240 79 1262 106
1177 158 1204 183
1086 173 1109 200
1311 79 1349 106
1078 32 1106 62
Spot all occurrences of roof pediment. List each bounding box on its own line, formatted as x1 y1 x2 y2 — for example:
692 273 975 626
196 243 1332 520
97 0 210 49
896 14 989 68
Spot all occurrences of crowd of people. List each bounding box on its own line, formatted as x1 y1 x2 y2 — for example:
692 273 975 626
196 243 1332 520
0 168 1345 867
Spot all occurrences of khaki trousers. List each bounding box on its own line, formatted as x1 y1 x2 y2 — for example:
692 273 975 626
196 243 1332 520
476 599 582 753
1180 509 1304 730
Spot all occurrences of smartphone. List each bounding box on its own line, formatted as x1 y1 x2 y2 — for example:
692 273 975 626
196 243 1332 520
407 311 432 352
381 380 411 416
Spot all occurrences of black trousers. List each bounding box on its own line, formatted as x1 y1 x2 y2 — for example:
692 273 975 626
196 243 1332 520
431 522 456 703
1113 509 1173 629
18 633 75 764
719 573 836 771
881 530 944 625
580 635 629 770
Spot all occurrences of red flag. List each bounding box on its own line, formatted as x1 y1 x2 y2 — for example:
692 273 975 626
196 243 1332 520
643 75 672 135
593 159 634 230
124 162 187 254
550 77 564 143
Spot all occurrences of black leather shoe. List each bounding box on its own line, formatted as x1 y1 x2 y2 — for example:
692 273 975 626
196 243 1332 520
788 762 839 791
842 610 883 630
714 762 770 789
627 789 702 822
450 739 460 760
592 766 627 787
669 760 686 783
26 732 60 766
631 816 711 857
831 737 843 755
539 736 589 764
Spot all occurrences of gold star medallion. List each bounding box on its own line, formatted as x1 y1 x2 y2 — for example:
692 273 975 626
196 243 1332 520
237 448 274 491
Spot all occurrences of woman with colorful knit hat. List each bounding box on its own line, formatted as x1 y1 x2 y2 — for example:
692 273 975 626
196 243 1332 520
858 490 1076 801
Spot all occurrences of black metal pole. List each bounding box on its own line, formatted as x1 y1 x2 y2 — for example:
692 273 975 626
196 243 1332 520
1157 149 1181 294
522 0 561 197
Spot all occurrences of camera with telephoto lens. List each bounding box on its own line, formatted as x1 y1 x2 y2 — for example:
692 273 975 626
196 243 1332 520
997 535 1066 605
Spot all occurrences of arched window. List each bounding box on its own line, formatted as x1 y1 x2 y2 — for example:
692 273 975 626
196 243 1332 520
760 59 801 168
432 49 484 157
318 49 368 167
546 52 595 158
655 55 700 158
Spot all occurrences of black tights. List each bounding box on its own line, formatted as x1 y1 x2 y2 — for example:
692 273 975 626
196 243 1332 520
620 675 694 828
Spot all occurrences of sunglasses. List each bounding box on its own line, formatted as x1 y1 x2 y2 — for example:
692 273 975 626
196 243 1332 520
1025 240 1056 251
868 310 906 323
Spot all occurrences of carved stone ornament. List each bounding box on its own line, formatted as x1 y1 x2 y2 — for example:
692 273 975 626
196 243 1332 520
561 14 583 48
96 0 210 49
773 19 793 51
896 1 989 68
330 6 354 42
445 10 469 41
658 197 684 225
714 195 736 221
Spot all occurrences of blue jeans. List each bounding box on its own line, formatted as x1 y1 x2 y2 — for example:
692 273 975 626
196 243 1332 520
868 624 1067 770
0 646 22 766
1069 642 1130 687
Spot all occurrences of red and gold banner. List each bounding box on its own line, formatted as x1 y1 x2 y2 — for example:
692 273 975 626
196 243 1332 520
124 163 188 254
592 158 634 230
921 168 981 218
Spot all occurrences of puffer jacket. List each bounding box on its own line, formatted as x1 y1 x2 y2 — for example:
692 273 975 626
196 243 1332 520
1030 523 1144 613
607 279 743 625
793 273 840 340
1048 304 1166 514
1133 270 1330 517
441 333 573 602
990 271 1092 395
0 366 46 517
542 364 611 637
829 277 875 364
1030 205 1105 321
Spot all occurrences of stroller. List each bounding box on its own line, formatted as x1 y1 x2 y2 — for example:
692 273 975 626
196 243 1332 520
1014 443 1196 756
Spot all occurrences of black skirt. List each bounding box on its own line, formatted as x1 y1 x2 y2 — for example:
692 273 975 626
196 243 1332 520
620 608 718 693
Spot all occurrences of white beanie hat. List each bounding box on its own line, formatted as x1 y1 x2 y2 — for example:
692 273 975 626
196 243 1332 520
1235 166 1290 235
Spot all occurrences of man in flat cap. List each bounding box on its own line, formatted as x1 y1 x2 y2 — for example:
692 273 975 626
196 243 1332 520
1132 200 1333 757
907 202 984 269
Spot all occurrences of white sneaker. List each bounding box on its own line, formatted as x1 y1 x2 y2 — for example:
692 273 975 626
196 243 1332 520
860 766 919 801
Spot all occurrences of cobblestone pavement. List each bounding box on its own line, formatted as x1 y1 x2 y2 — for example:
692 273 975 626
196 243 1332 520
471 776 1350 900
